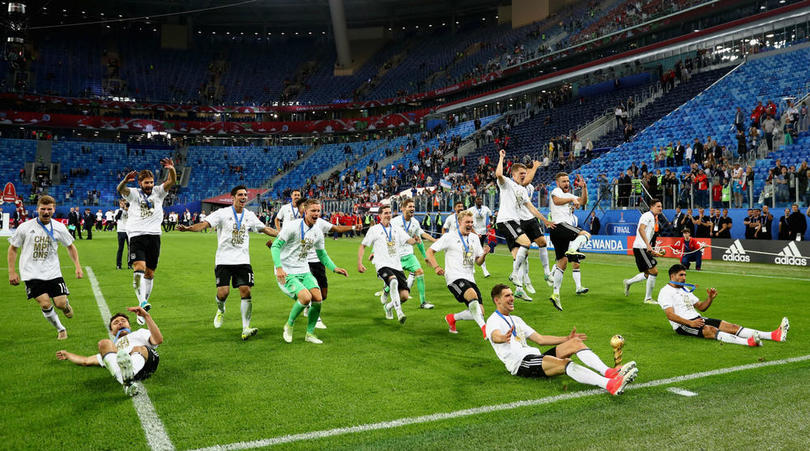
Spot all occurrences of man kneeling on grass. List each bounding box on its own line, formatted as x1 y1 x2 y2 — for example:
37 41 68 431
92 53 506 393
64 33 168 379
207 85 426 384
56 306 161 397
658 263 789 346
486 284 638 396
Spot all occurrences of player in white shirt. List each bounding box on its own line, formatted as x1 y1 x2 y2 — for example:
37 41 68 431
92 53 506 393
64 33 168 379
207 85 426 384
442 201 466 234
274 189 302 230
104 209 115 231
486 284 638 395
272 199 348 344
548 171 590 311
293 198 358 329
624 199 666 304
358 204 417 324
392 198 437 309
116 158 176 324
658 264 789 346
198 210 208 233
426 211 490 338
7 196 83 340
470 197 493 278
518 162 553 293
56 305 163 397
114 198 130 270
494 149 555 302
95 210 103 231
568 214 588 295
177 186 278 340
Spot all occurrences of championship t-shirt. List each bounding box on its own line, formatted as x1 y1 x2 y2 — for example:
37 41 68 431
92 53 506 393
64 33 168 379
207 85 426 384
658 284 701 330
429 230 484 285
8 218 74 281
392 215 425 257
205 206 267 265
362 223 410 272
276 218 325 274
124 184 169 237
485 312 541 375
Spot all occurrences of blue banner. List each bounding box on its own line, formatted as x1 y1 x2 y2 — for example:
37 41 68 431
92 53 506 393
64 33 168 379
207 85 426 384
544 235 629 255
607 222 636 236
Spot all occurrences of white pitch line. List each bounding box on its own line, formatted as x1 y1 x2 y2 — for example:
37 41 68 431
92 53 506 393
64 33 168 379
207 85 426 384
192 354 810 451
86 267 175 451
667 387 698 397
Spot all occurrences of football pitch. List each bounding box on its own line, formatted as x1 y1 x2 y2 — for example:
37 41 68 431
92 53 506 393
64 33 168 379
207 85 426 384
2 231 809 450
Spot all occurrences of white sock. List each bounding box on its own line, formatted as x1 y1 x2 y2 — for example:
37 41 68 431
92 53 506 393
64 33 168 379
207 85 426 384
645 275 657 300
512 246 529 282
133 271 146 305
568 234 588 252
575 349 610 376
144 278 153 302
538 246 550 276
522 259 531 284
216 297 226 312
454 310 473 321
406 273 415 290
131 352 146 374
716 331 751 346
552 265 564 294
572 269 582 290
736 327 767 340
389 279 403 314
241 298 252 329
481 261 489 274
102 353 123 383
41 307 65 331
467 301 485 328
628 273 647 285
565 362 609 389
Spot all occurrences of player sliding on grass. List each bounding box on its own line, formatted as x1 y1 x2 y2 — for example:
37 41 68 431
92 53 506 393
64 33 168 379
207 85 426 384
495 149 555 302
358 204 418 324
56 306 162 397
624 199 665 305
658 264 790 346
272 199 348 344
393 198 437 309
548 171 590 311
7 195 82 340
177 185 278 341
486 284 638 395
425 210 490 339
117 159 176 325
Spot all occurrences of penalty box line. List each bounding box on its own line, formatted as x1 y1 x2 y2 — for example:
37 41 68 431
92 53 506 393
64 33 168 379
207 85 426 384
86 266 175 451
192 354 810 451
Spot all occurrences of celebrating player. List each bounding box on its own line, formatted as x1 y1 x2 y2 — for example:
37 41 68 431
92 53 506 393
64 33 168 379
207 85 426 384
177 185 278 340
495 149 555 301
658 264 789 346
114 199 130 270
519 161 553 292
470 196 493 278
486 284 638 395
393 198 437 309
271 199 348 344
425 210 490 338
116 158 176 324
441 201 466 234
548 172 590 311
623 199 664 304
56 306 162 396
358 204 417 324
274 189 302 230
7 195 82 340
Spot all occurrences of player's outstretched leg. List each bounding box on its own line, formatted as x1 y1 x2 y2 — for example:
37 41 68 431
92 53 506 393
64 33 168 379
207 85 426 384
623 273 646 297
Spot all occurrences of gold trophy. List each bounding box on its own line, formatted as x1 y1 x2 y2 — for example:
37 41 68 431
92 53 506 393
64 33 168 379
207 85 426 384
610 335 625 367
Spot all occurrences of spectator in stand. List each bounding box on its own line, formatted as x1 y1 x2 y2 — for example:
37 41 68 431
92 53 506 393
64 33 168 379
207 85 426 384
734 106 745 132
778 208 791 240
762 115 777 152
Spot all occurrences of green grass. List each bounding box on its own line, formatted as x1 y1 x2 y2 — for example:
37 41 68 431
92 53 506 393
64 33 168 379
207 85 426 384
1 231 808 450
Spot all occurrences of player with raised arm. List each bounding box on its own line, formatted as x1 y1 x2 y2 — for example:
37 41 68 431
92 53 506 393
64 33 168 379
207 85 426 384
116 158 176 324
623 199 665 305
426 211 490 338
271 199 348 344
358 204 417 324
7 196 83 340
470 196 493 278
393 198 437 309
518 161 553 291
658 264 789 346
486 284 638 395
56 306 162 396
177 185 278 340
274 190 302 230
495 149 555 302
547 172 590 311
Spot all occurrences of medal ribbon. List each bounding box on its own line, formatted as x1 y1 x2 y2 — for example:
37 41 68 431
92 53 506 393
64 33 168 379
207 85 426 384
37 218 55 242
231 206 244 231
495 311 516 337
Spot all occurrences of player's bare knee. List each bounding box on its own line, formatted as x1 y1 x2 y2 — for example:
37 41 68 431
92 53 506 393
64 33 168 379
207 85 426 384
557 260 568 271
217 287 230 300
649 267 659 276
131 345 149 359
703 325 718 339
415 268 424 276
144 269 155 279
311 289 323 303
536 237 547 247
52 296 67 309
541 356 568 376
238 286 251 298
298 291 312 305
580 231 591 239
98 339 114 353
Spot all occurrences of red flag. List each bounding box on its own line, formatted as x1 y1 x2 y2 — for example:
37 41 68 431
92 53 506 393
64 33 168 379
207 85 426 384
2 182 17 203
